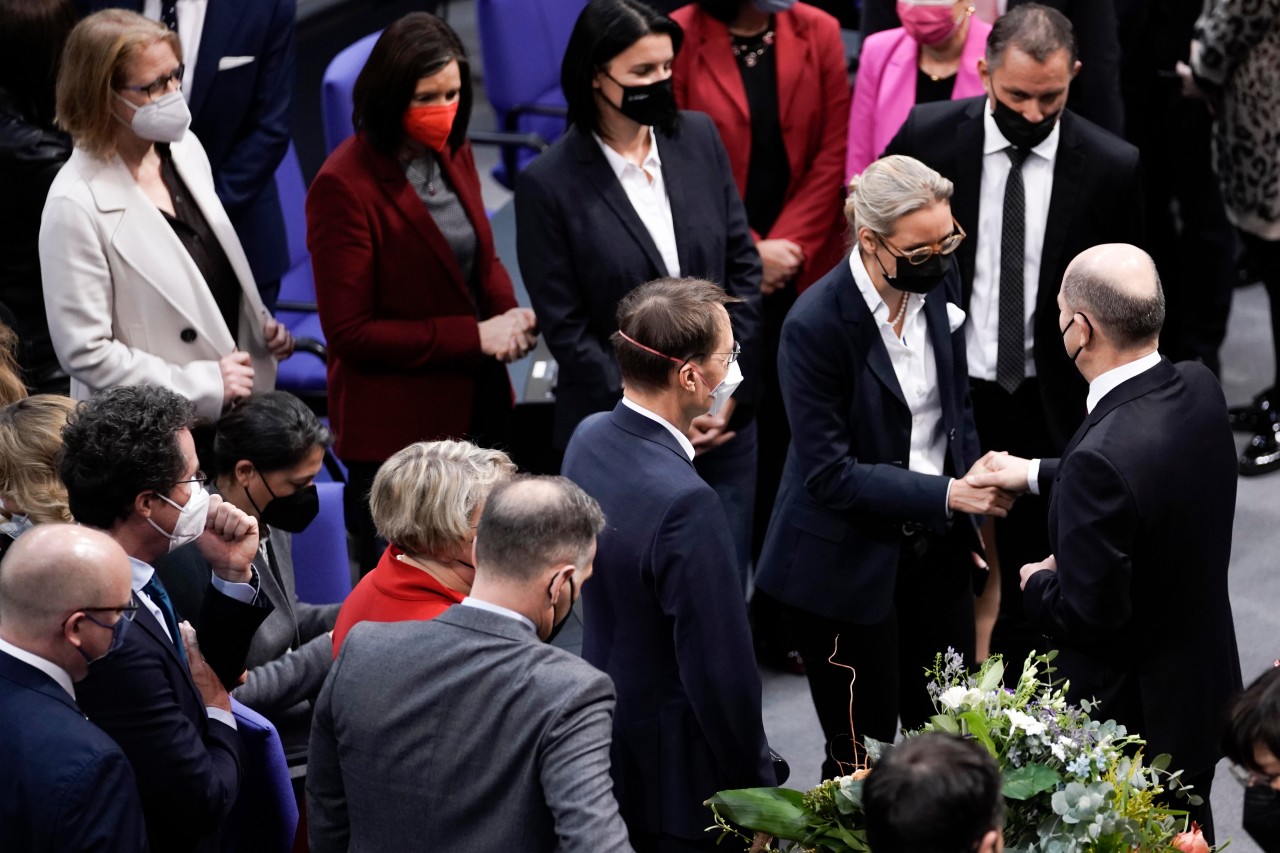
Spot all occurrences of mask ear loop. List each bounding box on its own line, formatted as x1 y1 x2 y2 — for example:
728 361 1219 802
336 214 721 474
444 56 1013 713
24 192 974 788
616 331 712 391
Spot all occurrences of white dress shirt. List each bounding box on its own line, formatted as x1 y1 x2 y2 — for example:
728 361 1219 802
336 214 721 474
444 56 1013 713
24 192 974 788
967 105 1060 381
850 252 953 512
143 0 208 100
0 639 75 700
595 128 681 278
622 396 696 460
460 597 537 633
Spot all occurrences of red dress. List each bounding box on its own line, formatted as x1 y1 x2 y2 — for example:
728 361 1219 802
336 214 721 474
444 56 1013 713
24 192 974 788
331 544 466 657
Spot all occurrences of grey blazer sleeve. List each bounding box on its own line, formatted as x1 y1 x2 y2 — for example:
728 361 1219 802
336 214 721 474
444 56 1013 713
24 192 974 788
540 671 635 853
307 646 349 853
232 632 334 715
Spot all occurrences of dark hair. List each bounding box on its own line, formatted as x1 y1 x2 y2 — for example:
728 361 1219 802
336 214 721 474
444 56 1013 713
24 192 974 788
58 385 196 530
562 0 683 137
985 2 1077 70
1224 667 1280 775
611 277 739 393
211 391 333 478
863 733 1005 853
1061 251 1165 349
475 476 606 582
0 0 77 127
352 12 472 154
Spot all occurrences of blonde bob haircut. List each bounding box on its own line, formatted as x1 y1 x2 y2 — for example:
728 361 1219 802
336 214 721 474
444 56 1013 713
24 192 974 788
370 439 516 557
845 154 954 238
56 8 180 160
0 395 77 525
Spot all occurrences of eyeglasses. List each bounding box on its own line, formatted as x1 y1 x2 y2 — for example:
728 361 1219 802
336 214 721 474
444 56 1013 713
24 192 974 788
1228 762 1280 789
711 340 741 365
173 471 209 490
119 63 185 99
878 218 967 265
63 604 139 629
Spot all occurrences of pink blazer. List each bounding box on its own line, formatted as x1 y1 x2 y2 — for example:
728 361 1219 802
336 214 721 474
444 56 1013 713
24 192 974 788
846 17 992 179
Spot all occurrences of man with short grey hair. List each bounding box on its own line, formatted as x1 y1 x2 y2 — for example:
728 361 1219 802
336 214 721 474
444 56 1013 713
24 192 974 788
307 475 634 853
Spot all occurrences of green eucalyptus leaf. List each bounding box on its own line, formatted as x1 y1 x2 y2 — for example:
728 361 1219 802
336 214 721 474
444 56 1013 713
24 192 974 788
863 737 890 762
1149 753 1172 773
1004 763 1062 800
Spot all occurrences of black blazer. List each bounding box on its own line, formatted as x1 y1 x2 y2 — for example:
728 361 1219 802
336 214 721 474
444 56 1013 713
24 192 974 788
75 579 271 852
516 112 762 448
0 652 148 853
563 403 775 840
756 258 984 624
885 98 1144 449
1025 358 1241 776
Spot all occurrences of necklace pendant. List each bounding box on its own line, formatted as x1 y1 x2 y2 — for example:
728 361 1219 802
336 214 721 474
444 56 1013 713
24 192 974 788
744 53 757 68
427 181 436 196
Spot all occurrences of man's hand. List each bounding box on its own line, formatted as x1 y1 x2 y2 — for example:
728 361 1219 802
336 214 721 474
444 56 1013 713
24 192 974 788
262 316 295 360
218 351 254 408
948 478 1016 517
689 398 737 456
1019 554 1057 590
196 493 259 584
758 238 804 296
965 450 1033 493
180 621 231 714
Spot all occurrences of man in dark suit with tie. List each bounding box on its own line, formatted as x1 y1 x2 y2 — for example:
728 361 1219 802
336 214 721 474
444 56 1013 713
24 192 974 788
969 244 1241 839
562 278 775 852
58 384 273 852
0 524 148 853
79 0 295 306
884 3 1144 668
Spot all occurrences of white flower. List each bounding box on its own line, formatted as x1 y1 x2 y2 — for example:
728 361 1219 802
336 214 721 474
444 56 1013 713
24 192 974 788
939 686 984 710
1006 709 1048 736
1050 740 1068 761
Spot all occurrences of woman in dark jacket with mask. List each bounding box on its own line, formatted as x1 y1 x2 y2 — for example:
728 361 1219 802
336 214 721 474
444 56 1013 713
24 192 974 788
516 0 762 589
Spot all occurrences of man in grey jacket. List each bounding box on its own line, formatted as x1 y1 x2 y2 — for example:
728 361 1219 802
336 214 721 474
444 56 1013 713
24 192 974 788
307 475 634 852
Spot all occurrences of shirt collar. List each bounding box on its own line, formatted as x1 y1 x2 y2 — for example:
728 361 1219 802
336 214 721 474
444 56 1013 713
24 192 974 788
847 250 927 321
1086 351 1162 413
982 100 1061 161
594 126 662 181
459 597 537 633
128 556 154 593
621 396 696 460
0 638 75 699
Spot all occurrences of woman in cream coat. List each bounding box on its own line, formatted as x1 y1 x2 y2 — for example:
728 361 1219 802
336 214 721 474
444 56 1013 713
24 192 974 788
40 10 291 420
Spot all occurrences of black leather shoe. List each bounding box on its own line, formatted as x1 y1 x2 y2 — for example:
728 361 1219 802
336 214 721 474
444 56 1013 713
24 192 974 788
1240 408 1280 476
1230 387 1275 434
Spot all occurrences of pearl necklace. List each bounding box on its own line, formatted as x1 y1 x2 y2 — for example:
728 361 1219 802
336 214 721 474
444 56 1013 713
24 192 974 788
890 292 910 328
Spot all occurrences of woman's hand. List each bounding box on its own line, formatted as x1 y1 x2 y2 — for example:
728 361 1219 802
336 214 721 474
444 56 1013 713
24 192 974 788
219 351 254 408
479 309 539 362
262 317 295 360
758 238 805 295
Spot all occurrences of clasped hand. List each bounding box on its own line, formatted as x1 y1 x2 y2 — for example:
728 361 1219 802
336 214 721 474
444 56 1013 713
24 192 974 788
948 450 1025 517
479 307 538 362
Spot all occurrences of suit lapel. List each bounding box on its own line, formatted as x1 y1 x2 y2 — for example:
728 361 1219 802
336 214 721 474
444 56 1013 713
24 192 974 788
835 261 909 410
1040 112 1085 310
953 100 986 305
572 130 668 278
610 402 695 468
694 17 750 124
924 293 957 435
774 13 809 137
188 0 248 120
133 591 204 706
657 131 694 275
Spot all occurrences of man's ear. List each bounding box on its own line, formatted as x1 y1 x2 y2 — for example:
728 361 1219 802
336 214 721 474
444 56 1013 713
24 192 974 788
134 490 157 519
977 828 1003 853
549 564 577 604
1071 59 1082 79
978 57 992 93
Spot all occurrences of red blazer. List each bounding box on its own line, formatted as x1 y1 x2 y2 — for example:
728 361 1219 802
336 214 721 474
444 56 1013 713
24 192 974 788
330 544 466 656
306 133 519 461
671 2 851 291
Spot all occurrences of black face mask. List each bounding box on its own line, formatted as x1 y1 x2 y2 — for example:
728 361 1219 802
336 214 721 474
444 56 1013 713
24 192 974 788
604 74 678 130
246 473 320 534
1060 313 1092 363
1243 784 1280 852
545 576 576 644
990 93 1058 150
872 240 953 295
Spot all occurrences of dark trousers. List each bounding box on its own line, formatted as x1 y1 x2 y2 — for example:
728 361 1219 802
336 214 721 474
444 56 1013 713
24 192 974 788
1239 231 1280 390
970 378 1057 673
780 534 975 780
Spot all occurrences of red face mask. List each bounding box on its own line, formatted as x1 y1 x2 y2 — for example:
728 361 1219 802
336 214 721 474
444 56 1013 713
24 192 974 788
403 101 459 152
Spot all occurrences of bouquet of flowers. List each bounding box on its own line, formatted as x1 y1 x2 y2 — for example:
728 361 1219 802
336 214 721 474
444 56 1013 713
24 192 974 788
706 650 1210 852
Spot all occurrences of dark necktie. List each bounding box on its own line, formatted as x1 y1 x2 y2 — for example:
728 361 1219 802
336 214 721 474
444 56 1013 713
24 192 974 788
160 0 179 32
142 575 187 665
997 146 1031 394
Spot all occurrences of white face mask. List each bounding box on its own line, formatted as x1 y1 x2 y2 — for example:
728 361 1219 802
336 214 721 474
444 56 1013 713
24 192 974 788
114 89 191 143
706 359 744 418
147 482 210 552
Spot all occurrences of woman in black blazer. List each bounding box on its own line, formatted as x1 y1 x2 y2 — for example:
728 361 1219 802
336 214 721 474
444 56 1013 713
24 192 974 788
515 0 762 590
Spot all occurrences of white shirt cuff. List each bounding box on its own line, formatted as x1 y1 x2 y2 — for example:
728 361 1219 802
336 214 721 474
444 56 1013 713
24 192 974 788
210 571 257 604
206 706 238 730
945 477 954 518
1027 459 1041 496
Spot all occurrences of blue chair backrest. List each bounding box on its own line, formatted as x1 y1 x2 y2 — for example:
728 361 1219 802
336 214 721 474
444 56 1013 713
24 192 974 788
291 482 352 604
223 698 298 853
321 30 382 155
476 0 582 118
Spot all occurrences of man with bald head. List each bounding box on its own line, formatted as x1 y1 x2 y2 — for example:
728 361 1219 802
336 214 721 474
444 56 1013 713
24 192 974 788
0 524 147 852
970 243 1241 836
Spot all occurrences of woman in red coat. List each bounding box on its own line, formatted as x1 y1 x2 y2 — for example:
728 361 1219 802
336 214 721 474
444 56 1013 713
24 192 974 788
307 13 536 571
331 439 516 656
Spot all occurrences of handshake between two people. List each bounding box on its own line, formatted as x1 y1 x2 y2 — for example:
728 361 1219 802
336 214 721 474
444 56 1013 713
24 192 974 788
947 450 1033 518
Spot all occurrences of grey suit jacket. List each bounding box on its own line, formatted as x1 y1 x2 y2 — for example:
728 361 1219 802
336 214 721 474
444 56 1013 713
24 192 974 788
307 604 635 853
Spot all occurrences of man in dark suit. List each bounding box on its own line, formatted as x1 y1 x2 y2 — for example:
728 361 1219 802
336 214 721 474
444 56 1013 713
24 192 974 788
562 278 775 852
0 524 148 853
80 0 295 307
58 385 273 852
308 476 633 853
969 243 1241 839
884 3 1144 668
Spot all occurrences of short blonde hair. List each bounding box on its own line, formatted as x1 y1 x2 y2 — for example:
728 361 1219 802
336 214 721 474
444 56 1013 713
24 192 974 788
370 440 516 557
845 154 954 237
0 395 77 525
0 323 27 407
56 9 180 160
